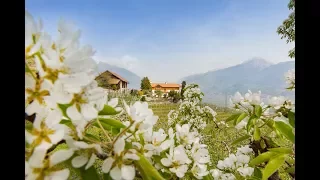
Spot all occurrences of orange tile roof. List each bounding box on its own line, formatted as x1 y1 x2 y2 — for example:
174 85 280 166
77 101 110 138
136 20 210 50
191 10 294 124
151 83 181 88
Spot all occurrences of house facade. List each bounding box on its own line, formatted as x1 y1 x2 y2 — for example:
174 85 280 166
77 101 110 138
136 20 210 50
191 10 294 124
95 70 129 91
151 82 181 96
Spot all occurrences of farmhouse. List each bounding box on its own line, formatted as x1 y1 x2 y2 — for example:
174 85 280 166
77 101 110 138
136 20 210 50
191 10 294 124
95 70 128 91
151 82 181 95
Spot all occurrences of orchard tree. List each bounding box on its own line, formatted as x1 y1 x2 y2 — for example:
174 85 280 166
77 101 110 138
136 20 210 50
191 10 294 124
277 0 295 58
155 90 163 97
181 81 186 99
140 77 152 91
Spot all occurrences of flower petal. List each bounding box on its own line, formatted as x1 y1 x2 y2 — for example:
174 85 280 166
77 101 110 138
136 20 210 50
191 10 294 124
102 157 115 173
67 104 83 120
108 98 118 107
110 166 122 180
121 165 135 180
72 155 89 168
144 144 155 151
25 130 35 144
46 109 63 127
123 153 140 161
28 148 47 168
73 141 90 149
50 149 74 167
49 169 70 180
161 158 172 167
114 137 125 155
85 153 97 170
160 140 172 151
48 128 65 144
81 104 98 121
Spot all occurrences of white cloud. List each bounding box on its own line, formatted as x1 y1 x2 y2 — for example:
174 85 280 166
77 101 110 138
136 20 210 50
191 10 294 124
94 55 139 71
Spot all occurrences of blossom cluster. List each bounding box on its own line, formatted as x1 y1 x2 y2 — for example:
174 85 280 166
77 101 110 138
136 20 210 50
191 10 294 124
285 69 295 90
168 84 217 131
183 84 204 104
117 102 212 179
230 89 295 130
210 145 254 180
25 10 144 180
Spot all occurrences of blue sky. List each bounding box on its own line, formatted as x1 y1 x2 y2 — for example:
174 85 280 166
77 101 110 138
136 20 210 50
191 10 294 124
26 0 294 82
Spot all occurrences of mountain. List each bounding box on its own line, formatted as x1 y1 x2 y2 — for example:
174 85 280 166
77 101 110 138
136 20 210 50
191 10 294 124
95 62 141 89
180 58 295 106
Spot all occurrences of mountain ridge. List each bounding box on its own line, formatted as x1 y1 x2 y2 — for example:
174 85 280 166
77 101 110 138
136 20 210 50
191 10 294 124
180 58 295 106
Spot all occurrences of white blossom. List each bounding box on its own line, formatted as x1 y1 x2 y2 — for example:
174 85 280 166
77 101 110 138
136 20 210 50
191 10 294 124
101 137 139 180
26 145 74 180
237 165 254 177
161 145 192 178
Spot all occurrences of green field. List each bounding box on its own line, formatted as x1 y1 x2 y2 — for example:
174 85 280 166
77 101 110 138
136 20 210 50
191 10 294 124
149 103 292 180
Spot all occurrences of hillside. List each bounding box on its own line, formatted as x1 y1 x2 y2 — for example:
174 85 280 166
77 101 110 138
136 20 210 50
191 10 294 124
96 62 141 89
180 58 295 106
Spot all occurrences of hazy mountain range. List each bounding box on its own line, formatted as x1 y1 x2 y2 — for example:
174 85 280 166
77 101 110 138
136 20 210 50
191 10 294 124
96 62 141 89
95 58 295 106
180 58 295 106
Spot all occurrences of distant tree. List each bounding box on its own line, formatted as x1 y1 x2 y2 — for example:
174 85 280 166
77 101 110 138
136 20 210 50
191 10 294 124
95 73 112 89
172 93 181 103
111 84 118 91
277 0 295 58
163 94 167 98
181 81 186 99
130 89 139 97
155 90 163 97
168 90 176 98
140 96 146 102
140 77 152 91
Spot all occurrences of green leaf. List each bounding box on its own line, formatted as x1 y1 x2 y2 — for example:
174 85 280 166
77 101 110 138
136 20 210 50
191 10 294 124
85 133 100 141
247 177 262 180
262 137 279 148
80 166 100 180
231 134 251 145
255 105 262 117
246 117 256 133
98 105 120 115
60 119 73 128
25 64 31 72
262 154 286 180
268 147 293 154
265 120 275 131
288 111 295 128
139 133 145 146
286 167 295 174
152 155 163 165
99 118 126 129
58 104 71 118
249 151 279 166
225 113 241 122
93 122 120 135
254 167 263 178
235 113 247 125
254 126 261 141
25 123 33 131
103 173 113 180
135 153 165 180
203 174 214 180
274 121 295 143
